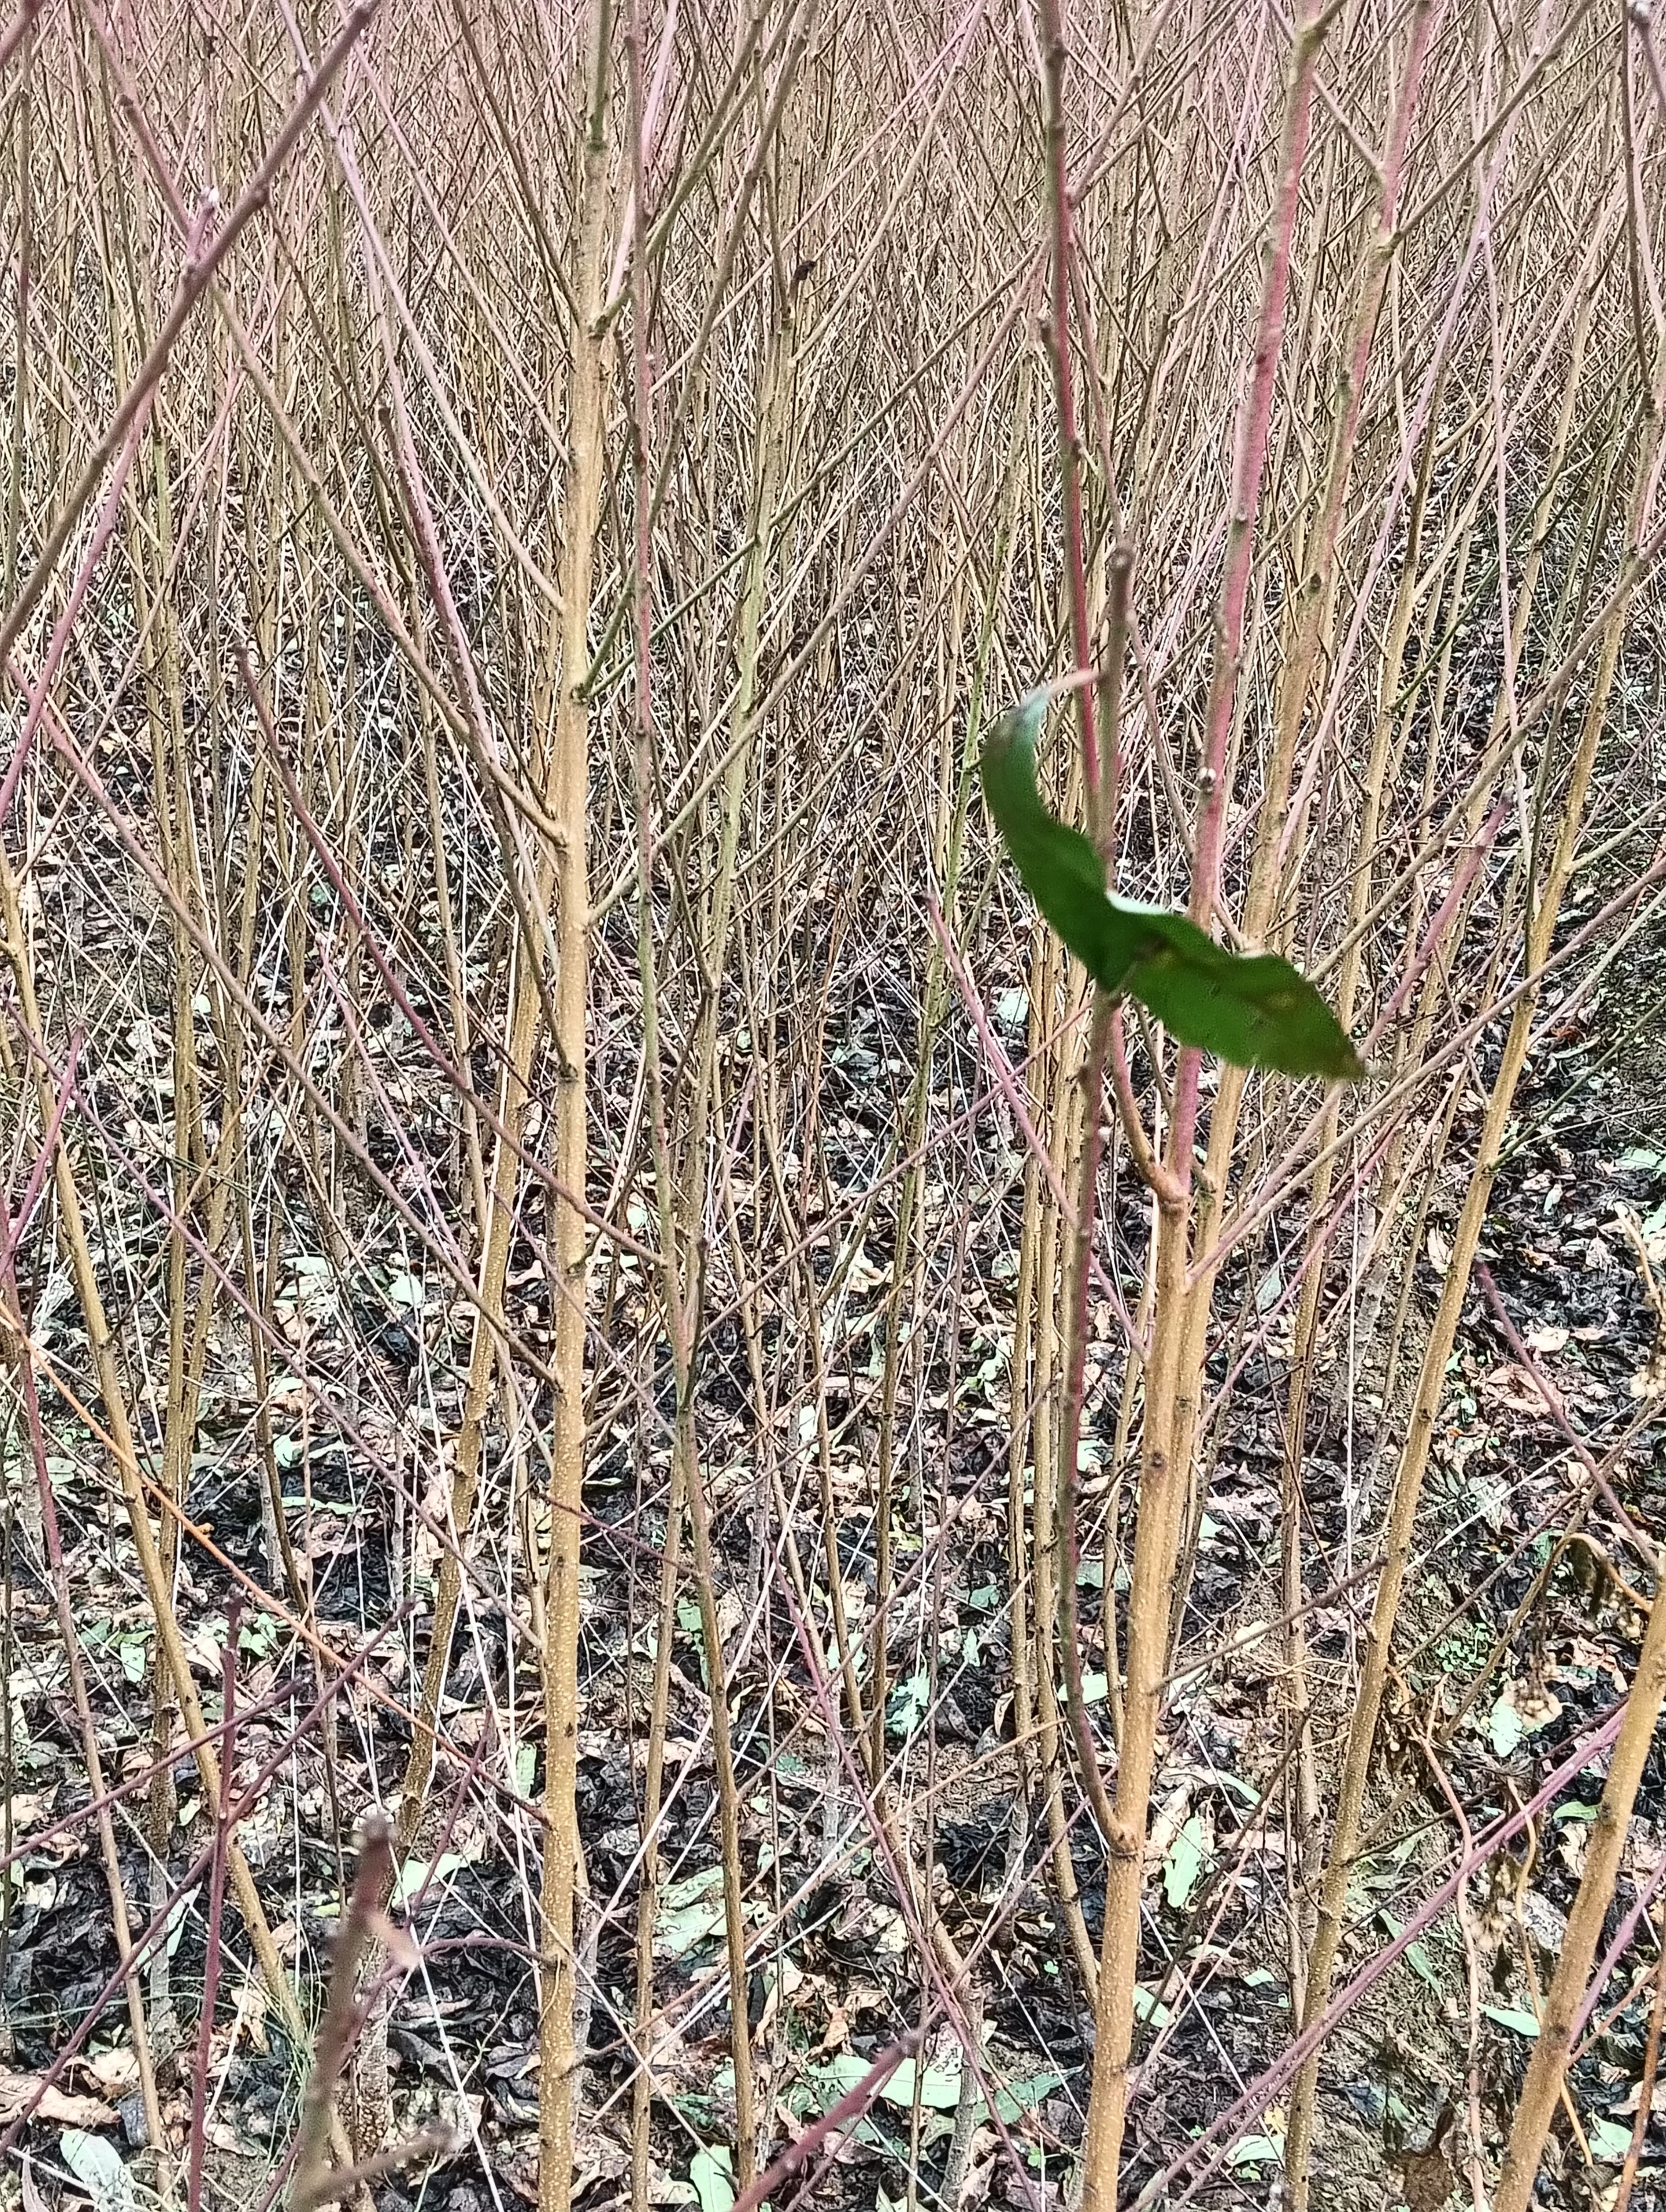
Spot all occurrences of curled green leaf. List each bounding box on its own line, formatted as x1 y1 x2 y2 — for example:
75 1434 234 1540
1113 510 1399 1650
979 690 1364 1082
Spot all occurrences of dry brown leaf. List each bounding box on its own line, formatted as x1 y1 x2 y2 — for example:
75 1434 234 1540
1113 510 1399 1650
1394 2102 1457 2212
1612 2074 1666 2118
1397 2140 1454 2212
1629 1351 1666 1401
572 2123 628 2194
1479 1362 1556 1417
492 2133 539 2204
0 2070 116 2127
81 2051 140 2097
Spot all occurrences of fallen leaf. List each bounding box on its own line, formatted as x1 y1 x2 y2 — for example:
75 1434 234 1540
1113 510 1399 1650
1629 1350 1666 1401
1487 1681 1560 1758
59 2130 134 2212
573 2125 629 2193
1162 1810 1213 1912
1611 2075 1666 2118
1392 2100 1456 2212
492 2133 539 2203
881 2054 962 2110
80 2054 139 2098
1479 1362 1553 1416
1586 2115 1633 2163
0 2076 117 2129
688 2146 734 2212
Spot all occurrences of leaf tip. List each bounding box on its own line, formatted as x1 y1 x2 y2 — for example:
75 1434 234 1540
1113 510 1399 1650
979 685 1050 764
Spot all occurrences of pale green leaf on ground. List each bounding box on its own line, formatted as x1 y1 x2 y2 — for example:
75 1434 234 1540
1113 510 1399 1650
656 1864 727 1958
881 2055 963 2110
1488 1693 1525 1758
59 2132 135 2212
990 2069 1065 2125
886 1670 931 1738
1162 1813 1209 1911
822 2053 872 2099
688 2146 735 2212
1227 2134 1284 2169
1587 2117 1633 2162
393 1850 470 1909
1378 1912 1440 1992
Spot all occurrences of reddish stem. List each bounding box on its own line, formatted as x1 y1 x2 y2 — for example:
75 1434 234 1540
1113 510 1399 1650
1036 0 1100 812
0 2 380 678
0 0 41 74
728 2029 920 2212
0 1030 80 1272
1132 1698 1631 2210
1170 6 1325 1173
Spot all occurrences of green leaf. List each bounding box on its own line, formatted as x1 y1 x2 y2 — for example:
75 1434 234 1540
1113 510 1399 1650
238 1613 279 1658
990 2069 1064 2125
688 2146 735 2212
393 1850 469 1909
886 1670 931 1739
1227 2134 1284 2170
1488 1694 1525 1759
820 2053 873 2100
1587 2117 1633 2163
1162 1813 1209 1911
1378 1911 1440 1992
657 1894 727 1958
881 2055 963 2110
1483 2004 1541 2037
979 692 1365 1081
60 2131 136 2212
